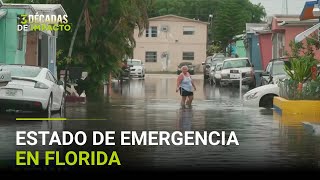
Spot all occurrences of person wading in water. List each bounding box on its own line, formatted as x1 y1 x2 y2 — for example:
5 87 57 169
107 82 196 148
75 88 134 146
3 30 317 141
176 66 197 107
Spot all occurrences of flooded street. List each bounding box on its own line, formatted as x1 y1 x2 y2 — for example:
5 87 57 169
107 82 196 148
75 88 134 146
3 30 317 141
1 74 320 171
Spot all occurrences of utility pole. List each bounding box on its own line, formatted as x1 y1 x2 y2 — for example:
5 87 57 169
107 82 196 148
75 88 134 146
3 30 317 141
286 0 288 15
282 0 288 15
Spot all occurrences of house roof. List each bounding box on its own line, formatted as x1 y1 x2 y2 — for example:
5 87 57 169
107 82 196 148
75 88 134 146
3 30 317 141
31 4 67 16
1 3 67 16
273 14 318 26
1 4 37 14
149 14 209 25
246 23 270 33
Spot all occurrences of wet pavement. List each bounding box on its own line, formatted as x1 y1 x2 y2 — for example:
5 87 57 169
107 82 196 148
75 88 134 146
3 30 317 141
0 74 320 171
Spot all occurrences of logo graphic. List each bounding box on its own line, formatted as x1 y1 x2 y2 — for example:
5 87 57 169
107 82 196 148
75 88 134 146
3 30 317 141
17 13 71 32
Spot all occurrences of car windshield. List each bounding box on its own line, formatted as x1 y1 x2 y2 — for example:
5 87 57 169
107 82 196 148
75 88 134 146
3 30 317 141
0 66 41 78
272 61 290 75
212 57 225 62
223 59 251 69
128 60 141 66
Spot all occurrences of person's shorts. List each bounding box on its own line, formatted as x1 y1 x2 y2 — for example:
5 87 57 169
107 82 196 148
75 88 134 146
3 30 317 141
179 87 193 97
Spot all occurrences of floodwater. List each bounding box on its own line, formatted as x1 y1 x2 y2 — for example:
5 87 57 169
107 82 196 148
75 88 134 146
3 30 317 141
0 74 319 172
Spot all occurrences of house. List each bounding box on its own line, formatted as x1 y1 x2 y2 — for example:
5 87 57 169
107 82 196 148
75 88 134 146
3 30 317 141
0 3 67 78
232 34 246 58
271 15 317 59
133 14 208 73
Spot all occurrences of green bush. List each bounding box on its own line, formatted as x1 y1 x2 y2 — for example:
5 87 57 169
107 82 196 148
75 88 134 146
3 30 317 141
279 77 320 100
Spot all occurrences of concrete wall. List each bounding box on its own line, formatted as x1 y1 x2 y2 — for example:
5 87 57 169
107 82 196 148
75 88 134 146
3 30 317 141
247 33 263 86
258 33 272 70
235 40 246 57
134 16 208 72
0 8 27 64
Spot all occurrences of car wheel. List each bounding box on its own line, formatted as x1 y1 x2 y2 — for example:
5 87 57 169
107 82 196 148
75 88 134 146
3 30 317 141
45 95 53 118
260 95 276 109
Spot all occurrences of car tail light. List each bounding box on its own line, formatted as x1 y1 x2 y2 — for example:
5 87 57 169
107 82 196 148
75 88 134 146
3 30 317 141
34 82 49 89
33 102 42 107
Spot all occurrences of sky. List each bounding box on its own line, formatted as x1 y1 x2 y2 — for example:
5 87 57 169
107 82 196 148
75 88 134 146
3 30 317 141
250 0 309 16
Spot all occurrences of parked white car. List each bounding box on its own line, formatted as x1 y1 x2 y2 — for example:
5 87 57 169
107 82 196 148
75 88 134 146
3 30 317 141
0 65 65 116
220 58 256 89
243 83 279 108
127 59 145 78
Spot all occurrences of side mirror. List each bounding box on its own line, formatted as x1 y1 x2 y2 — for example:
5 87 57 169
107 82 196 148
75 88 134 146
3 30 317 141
57 80 64 86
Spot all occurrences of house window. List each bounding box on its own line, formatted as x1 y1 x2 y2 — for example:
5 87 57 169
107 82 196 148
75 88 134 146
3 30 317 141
145 51 157 62
146 26 158 37
183 52 194 60
17 31 23 50
183 26 195 35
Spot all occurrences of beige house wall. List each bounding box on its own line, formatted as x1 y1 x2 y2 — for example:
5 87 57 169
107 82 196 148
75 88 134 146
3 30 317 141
133 16 208 73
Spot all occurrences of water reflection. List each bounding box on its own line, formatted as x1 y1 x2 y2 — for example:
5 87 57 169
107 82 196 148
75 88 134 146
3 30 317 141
177 107 193 131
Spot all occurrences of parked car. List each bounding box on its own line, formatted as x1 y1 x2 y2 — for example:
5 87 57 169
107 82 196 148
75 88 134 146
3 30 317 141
127 59 145 78
220 58 256 89
177 62 195 75
260 57 290 86
202 53 225 79
243 83 279 108
209 62 223 85
0 65 65 116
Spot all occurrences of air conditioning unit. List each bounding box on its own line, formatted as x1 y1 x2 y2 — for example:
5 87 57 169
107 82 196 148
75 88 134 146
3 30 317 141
161 25 169 32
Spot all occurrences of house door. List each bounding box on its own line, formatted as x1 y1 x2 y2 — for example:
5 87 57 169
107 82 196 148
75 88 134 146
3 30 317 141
25 31 38 66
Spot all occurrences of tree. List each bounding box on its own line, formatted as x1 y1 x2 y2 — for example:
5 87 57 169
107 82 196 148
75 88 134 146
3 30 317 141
212 0 265 52
7 0 149 95
57 0 149 95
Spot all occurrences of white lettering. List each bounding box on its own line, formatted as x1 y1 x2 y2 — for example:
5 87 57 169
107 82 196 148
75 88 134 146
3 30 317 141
159 131 170 145
74 131 87 146
62 131 73 146
16 131 26 146
26 131 37 146
208 131 220 145
227 131 239 145
132 131 147 145
121 131 131 145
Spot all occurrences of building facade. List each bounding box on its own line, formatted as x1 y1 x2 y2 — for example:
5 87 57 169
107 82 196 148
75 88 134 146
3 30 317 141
271 15 317 59
0 4 67 78
133 15 208 73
